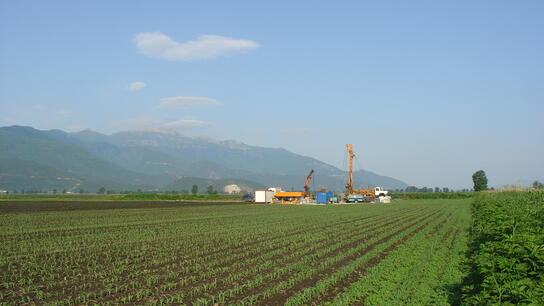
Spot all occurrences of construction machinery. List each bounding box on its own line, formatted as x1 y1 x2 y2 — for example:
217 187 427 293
303 169 314 197
274 169 314 204
344 144 389 202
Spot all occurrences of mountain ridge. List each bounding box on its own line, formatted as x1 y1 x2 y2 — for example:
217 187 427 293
0 125 408 192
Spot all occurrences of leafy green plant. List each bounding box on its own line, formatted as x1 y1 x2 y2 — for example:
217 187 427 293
461 191 544 304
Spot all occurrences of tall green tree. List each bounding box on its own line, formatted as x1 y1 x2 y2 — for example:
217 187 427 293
472 170 488 191
207 185 215 194
405 186 418 193
191 184 198 195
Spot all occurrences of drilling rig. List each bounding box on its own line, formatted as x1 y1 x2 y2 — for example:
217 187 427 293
345 144 388 202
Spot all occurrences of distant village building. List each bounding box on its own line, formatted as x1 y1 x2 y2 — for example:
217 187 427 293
223 184 241 194
0 190 7 195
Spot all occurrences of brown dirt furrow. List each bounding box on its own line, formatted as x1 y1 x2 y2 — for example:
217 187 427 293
441 214 462 243
259 210 443 305
427 212 452 236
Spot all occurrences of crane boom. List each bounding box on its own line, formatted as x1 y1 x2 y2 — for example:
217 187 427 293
303 169 314 195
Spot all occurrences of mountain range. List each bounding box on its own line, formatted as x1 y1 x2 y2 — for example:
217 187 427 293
0 126 408 193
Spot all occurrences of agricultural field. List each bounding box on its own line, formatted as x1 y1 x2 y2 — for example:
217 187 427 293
0 199 472 305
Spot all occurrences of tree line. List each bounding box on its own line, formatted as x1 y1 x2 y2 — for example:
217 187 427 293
4 170 543 195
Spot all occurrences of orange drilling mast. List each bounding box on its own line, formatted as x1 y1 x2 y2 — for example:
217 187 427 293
345 144 355 194
345 144 388 202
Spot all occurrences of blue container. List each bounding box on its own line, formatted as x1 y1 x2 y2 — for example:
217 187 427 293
316 192 333 204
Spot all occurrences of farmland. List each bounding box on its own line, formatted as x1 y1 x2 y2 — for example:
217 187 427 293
0 199 471 305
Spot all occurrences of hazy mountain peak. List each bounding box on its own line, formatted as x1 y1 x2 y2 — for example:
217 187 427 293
70 129 109 143
194 135 219 143
193 136 249 150
222 139 249 150
121 128 183 136
3 125 40 134
72 129 105 136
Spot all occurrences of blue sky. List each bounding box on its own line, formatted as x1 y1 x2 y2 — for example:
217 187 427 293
1 1 543 189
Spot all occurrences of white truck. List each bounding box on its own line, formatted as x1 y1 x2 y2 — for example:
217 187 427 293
374 187 389 197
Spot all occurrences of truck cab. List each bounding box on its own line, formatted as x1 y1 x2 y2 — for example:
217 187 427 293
374 187 389 197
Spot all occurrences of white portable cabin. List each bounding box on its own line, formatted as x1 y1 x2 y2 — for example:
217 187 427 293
375 196 392 204
254 190 274 203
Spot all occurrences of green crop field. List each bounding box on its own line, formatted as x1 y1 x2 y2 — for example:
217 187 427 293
0 199 474 305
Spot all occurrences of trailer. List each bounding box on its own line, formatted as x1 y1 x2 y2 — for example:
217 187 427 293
254 190 274 203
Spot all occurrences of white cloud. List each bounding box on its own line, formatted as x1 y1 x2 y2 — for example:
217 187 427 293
158 96 223 109
162 119 212 128
127 81 146 91
134 32 260 61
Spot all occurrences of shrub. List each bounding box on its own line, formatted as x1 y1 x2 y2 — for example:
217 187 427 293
462 191 544 304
